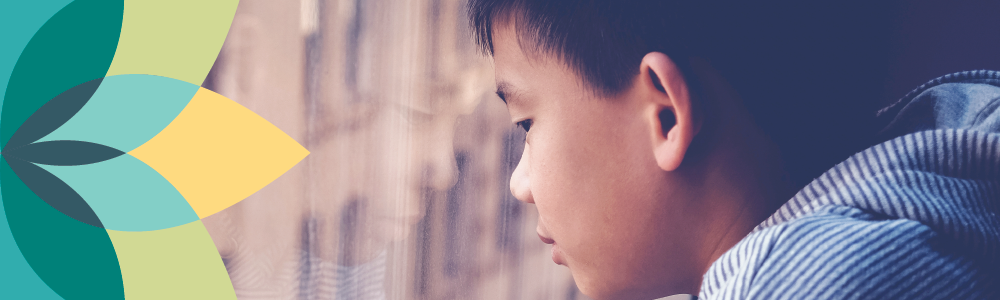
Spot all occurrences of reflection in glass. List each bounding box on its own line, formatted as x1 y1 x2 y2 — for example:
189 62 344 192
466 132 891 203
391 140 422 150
200 0 587 299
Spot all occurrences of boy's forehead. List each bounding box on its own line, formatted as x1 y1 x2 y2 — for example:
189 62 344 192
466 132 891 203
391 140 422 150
491 23 598 105
492 25 555 69
492 26 564 104
491 27 526 104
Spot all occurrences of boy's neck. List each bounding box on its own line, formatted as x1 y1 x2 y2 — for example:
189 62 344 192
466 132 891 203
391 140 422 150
683 61 796 288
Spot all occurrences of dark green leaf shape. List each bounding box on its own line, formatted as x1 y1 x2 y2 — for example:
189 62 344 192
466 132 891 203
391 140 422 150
3 156 104 228
1 158 124 299
5 78 103 150
1 0 123 150
3 140 124 166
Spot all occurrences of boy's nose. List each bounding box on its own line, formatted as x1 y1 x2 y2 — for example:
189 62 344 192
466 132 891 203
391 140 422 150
510 145 533 204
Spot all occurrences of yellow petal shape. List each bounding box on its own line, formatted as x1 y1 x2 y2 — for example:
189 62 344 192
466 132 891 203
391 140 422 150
129 88 308 218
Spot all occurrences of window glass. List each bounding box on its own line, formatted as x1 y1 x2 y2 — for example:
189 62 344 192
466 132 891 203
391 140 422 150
201 0 586 299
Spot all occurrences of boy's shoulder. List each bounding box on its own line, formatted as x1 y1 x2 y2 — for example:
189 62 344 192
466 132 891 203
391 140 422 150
701 205 998 300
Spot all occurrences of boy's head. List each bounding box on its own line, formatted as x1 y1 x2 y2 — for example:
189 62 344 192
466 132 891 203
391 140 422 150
471 0 893 298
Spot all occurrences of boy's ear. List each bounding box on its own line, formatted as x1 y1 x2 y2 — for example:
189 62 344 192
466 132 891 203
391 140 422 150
640 52 699 172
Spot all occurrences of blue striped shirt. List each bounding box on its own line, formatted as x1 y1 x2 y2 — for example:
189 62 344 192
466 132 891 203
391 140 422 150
700 71 1000 299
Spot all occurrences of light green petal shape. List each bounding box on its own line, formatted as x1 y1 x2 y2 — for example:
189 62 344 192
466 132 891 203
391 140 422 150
39 154 199 232
108 220 237 300
105 0 239 85
37 74 197 152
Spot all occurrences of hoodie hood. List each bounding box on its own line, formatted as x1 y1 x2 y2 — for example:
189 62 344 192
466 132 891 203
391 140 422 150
754 70 1000 266
700 70 1000 300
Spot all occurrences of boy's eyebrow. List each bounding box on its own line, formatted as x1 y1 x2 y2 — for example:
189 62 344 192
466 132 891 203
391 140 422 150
495 81 520 106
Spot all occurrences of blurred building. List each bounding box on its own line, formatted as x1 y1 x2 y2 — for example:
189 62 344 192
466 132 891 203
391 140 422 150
200 0 587 299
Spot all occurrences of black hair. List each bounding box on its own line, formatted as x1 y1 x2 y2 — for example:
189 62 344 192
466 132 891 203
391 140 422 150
469 0 895 187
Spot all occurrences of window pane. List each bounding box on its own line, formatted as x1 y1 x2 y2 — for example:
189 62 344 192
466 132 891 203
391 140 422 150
200 0 586 299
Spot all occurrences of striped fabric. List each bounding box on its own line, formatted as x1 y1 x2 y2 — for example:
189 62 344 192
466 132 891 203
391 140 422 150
700 71 1000 299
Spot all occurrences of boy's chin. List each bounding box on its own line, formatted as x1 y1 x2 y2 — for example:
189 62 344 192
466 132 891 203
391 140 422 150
573 272 673 300
570 269 623 300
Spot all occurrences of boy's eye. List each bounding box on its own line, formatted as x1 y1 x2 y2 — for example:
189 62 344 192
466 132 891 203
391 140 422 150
516 119 532 132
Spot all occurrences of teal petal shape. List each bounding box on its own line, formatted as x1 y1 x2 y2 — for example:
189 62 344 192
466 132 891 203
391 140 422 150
37 74 197 152
4 140 124 166
5 78 103 150
39 154 199 232
1 159 124 299
1 0 122 149
0 191 62 300
0 0 73 115
2 4 83 293
5 156 104 228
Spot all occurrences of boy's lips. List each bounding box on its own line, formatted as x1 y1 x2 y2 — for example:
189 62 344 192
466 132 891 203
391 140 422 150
538 234 565 265
538 226 563 264
537 225 555 244
538 232 555 244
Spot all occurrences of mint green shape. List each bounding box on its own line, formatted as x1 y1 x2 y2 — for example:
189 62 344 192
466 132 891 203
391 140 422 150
1 1 77 298
105 0 239 85
39 154 200 232
1 158 124 299
1 0 122 150
38 74 198 152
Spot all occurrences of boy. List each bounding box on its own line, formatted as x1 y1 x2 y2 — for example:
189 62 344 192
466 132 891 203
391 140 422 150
469 1 1000 299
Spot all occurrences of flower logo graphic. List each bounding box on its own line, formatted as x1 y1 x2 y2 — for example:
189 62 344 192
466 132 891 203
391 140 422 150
1 0 307 299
